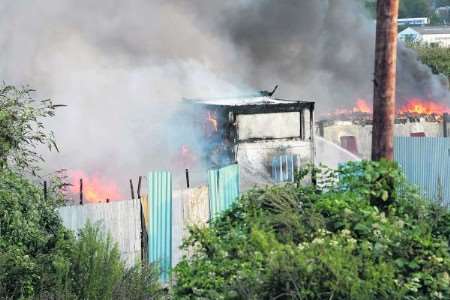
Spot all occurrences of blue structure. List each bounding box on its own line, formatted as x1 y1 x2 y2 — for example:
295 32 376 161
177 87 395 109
208 164 240 219
272 154 299 183
148 171 172 283
394 137 450 205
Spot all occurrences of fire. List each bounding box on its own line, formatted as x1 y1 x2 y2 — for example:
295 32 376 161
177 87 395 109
353 99 372 113
398 98 450 115
207 111 218 132
69 170 123 202
324 99 372 117
177 145 197 168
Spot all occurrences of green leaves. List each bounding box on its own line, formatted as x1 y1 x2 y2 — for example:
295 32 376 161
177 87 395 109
0 168 72 298
0 168 165 299
413 46 450 81
0 84 63 174
174 161 450 299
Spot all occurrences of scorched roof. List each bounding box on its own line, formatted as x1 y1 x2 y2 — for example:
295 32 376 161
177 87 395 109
185 94 314 107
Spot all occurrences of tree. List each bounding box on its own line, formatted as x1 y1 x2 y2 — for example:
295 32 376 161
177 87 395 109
0 85 63 174
0 84 164 298
0 167 74 298
399 0 431 18
414 45 450 80
435 0 450 7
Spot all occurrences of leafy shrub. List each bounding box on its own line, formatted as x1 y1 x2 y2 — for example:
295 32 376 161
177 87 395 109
0 85 63 174
68 222 165 300
0 84 164 299
412 45 450 81
0 167 73 299
67 222 124 299
0 168 164 299
112 264 166 300
174 160 450 299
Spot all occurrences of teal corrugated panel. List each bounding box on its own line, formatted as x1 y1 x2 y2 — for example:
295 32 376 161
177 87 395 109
394 137 450 205
208 164 240 219
148 171 172 283
272 154 298 182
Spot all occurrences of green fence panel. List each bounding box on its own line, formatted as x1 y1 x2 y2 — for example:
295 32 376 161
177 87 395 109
148 171 172 283
208 164 240 219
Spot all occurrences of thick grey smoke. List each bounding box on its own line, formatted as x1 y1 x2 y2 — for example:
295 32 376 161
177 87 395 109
181 0 449 106
0 0 448 194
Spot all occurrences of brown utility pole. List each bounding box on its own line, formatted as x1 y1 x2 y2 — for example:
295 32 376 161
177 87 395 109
371 0 399 161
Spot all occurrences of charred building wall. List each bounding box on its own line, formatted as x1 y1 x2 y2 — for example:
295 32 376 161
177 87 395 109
184 96 315 188
318 115 447 160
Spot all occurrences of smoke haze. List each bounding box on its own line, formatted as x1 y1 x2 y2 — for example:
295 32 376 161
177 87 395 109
1 0 448 193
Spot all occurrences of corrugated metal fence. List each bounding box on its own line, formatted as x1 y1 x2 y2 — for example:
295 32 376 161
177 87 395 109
394 137 450 205
208 164 240 219
148 171 172 283
58 199 141 267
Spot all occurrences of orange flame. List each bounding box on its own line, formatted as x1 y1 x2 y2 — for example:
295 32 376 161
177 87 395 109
207 111 218 132
398 98 450 115
325 99 372 117
178 144 197 168
69 170 123 202
353 99 372 113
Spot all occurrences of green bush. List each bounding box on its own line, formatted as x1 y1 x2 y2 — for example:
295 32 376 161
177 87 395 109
63 222 165 300
0 84 165 299
174 160 450 299
413 46 450 81
0 167 73 299
0 168 164 299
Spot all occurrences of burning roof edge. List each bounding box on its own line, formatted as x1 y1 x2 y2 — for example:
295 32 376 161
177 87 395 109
183 94 314 108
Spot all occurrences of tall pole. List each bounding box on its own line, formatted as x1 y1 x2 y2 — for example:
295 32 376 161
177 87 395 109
371 0 399 161
79 178 83 205
129 179 135 199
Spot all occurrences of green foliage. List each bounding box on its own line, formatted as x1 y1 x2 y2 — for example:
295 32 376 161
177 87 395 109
68 222 124 299
399 0 431 18
0 167 73 298
113 264 167 300
0 83 164 299
338 160 404 210
0 85 63 174
174 160 450 299
66 222 165 300
0 176 165 299
413 45 450 81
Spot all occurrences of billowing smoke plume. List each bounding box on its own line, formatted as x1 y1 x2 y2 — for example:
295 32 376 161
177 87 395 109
0 0 448 193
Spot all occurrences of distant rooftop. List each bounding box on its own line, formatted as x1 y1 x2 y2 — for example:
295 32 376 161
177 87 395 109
412 26 450 35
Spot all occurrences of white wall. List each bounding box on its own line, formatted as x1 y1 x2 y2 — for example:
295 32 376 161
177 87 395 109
321 120 443 160
422 34 450 47
237 112 301 140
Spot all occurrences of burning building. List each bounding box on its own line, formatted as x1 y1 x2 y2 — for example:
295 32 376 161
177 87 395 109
183 89 315 187
318 99 450 159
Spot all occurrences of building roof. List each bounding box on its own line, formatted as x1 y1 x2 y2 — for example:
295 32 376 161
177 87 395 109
184 95 314 107
412 26 450 35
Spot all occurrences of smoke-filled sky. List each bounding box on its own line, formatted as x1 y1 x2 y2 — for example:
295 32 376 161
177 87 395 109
1 0 449 193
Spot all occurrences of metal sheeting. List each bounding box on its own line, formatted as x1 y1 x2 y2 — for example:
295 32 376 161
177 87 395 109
171 186 210 267
182 186 209 227
148 171 172 283
272 154 299 183
208 164 240 219
394 137 450 204
58 199 141 267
